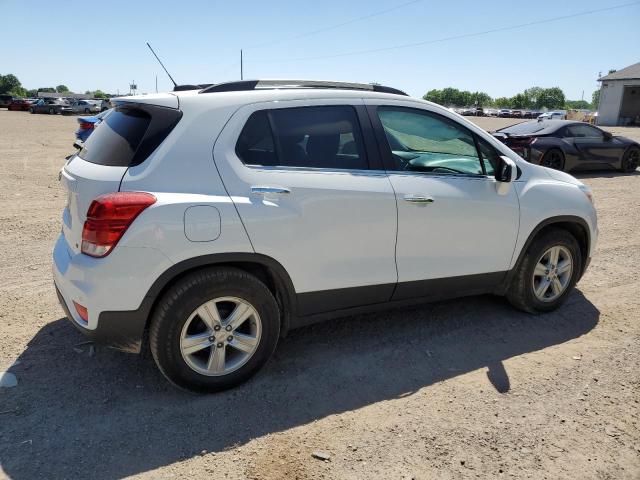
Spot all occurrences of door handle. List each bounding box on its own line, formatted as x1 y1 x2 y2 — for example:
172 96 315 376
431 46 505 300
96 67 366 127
251 186 291 196
403 194 434 204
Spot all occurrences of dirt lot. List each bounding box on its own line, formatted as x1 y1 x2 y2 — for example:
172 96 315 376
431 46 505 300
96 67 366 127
0 111 638 480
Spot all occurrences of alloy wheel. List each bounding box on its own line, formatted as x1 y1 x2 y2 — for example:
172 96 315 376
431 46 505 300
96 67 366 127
532 246 573 302
541 150 564 170
179 296 262 376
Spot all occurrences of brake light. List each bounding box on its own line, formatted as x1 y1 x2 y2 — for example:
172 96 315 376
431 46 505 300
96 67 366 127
79 121 94 130
508 136 536 147
81 192 156 257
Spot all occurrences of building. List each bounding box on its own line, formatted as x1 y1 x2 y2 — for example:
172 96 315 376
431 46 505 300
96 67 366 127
596 62 640 126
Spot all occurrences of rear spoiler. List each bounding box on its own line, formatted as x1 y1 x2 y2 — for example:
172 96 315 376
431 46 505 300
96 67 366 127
111 92 179 109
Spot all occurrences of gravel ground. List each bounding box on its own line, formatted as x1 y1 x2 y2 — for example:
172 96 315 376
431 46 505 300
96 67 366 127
0 110 638 480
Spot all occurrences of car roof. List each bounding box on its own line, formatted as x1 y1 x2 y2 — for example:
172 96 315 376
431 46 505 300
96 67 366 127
498 119 583 135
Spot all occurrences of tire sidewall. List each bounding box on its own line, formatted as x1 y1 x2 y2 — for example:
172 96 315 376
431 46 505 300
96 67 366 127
541 148 565 171
151 268 280 393
622 146 639 173
519 231 582 312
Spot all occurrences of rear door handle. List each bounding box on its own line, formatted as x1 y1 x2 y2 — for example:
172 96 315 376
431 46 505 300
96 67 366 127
251 186 291 196
403 194 434 204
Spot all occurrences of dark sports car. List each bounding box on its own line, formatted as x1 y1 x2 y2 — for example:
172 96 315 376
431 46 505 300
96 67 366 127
492 120 639 173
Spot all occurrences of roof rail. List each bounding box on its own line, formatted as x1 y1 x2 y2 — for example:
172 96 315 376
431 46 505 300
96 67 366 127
198 80 408 96
173 84 213 91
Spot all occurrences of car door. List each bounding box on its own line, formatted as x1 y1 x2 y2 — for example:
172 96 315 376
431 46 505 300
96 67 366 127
365 100 520 301
565 124 622 166
214 100 398 316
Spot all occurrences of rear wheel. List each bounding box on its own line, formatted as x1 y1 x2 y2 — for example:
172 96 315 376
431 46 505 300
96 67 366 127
29 108 35 114
540 148 565 171
620 146 639 173
48 107 54 115
150 267 280 393
507 228 582 313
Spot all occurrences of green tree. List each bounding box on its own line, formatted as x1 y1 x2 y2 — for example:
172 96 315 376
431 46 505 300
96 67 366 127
0 74 22 95
26 89 38 98
56 84 70 93
565 100 591 110
38 87 56 93
592 89 601 109
539 87 565 109
493 97 511 107
92 90 107 99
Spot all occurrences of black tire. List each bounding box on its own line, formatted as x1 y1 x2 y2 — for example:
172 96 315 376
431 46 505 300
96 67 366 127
540 148 565 171
84 108 89 113
29 108 35 114
48 107 54 115
506 228 582 314
620 146 639 173
149 267 280 393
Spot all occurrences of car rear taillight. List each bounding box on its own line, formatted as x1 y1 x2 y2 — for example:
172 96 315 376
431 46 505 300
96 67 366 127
73 301 89 323
79 121 94 130
507 136 536 147
81 192 156 257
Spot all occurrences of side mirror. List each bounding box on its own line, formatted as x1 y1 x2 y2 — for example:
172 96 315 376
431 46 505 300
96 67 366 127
495 155 517 183
603 131 613 141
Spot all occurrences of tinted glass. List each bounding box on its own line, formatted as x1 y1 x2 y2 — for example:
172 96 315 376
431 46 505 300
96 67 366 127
235 111 276 166
236 106 368 170
79 108 150 166
378 107 482 175
498 122 547 135
567 124 603 138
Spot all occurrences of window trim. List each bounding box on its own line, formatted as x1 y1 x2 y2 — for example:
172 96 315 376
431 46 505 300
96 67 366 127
365 104 491 178
235 104 377 172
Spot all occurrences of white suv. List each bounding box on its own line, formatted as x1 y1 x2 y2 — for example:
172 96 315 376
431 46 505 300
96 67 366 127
53 80 598 392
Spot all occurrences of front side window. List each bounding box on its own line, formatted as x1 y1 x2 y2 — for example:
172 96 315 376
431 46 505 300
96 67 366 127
567 124 603 139
377 107 483 175
236 106 368 170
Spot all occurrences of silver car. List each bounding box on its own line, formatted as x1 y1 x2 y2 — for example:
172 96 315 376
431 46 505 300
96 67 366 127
69 100 101 114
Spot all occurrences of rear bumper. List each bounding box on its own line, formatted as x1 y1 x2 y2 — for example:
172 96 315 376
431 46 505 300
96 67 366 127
52 233 173 353
55 285 150 353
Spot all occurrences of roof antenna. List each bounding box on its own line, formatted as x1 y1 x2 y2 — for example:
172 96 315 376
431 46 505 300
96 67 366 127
146 42 178 89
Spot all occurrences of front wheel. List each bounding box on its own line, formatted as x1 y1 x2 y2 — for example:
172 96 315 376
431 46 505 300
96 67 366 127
507 228 582 313
149 267 280 393
540 148 565 171
620 146 639 173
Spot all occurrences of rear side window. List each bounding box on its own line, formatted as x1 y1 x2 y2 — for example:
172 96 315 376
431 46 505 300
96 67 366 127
236 106 368 170
78 104 181 167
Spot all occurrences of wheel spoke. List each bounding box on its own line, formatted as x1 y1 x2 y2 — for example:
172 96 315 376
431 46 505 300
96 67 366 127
197 301 222 330
225 302 252 331
182 332 213 355
557 259 572 275
534 263 547 277
535 278 551 298
207 346 226 373
551 277 564 296
229 332 258 354
549 247 560 267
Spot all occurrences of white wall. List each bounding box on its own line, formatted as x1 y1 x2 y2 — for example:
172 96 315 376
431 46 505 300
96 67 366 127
597 79 640 126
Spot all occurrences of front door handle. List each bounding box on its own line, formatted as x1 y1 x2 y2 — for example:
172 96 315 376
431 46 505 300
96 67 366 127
251 186 291 196
403 194 434 204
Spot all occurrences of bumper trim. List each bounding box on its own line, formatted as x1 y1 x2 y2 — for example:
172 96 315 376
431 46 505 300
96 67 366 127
55 285 150 353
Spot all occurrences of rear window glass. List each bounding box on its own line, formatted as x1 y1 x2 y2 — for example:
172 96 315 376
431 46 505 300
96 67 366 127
79 108 150 167
498 122 546 135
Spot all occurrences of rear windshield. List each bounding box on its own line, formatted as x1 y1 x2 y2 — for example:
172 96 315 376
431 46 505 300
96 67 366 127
498 122 547 135
79 108 151 167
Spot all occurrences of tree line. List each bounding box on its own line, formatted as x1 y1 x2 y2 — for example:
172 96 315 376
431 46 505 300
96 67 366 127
0 73 108 98
424 86 599 110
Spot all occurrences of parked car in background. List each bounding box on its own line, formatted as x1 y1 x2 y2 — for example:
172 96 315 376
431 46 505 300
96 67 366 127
30 98 72 115
511 110 523 119
484 108 498 117
0 95 13 108
54 79 598 392
8 99 35 111
75 108 113 143
492 120 639 172
69 100 101 114
498 109 511 117
99 99 112 111
538 111 566 120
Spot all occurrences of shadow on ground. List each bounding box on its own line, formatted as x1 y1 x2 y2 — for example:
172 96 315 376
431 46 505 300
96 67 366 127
0 291 599 479
573 168 639 179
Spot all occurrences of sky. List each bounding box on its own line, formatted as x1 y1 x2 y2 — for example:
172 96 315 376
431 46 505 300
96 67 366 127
2 0 639 100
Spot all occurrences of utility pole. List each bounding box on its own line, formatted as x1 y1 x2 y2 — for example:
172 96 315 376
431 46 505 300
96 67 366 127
240 49 243 80
581 90 584 101
155 75 158 93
